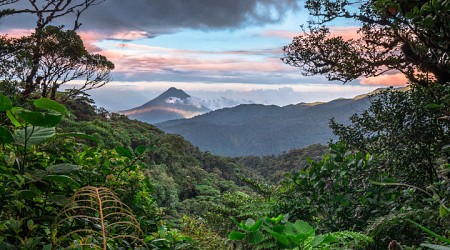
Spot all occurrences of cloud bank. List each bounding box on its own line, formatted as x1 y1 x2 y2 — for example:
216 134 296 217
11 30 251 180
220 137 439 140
1 0 300 35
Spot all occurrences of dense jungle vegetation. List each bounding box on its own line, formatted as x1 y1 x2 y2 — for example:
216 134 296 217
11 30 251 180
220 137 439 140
1 0 450 249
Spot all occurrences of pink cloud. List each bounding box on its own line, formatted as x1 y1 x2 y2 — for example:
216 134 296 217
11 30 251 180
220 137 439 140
263 26 360 40
109 31 149 40
100 48 288 75
2 28 34 38
360 72 408 86
79 30 149 53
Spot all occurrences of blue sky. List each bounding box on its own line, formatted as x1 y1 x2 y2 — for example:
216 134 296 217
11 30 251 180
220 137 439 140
1 0 405 111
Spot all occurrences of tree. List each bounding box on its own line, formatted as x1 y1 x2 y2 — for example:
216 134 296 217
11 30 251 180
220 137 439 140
0 0 110 99
282 0 450 86
1 25 114 99
330 87 450 186
0 0 104 30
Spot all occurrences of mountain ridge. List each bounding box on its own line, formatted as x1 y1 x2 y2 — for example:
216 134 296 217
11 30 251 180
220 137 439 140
120 87 210 124
156 96 371 156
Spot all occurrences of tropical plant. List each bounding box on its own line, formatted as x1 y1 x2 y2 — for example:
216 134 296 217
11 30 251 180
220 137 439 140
228 214 372 249
53 186 147 249
274 142 402 232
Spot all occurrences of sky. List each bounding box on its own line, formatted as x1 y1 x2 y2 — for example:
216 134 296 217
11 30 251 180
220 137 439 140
0 0 407 111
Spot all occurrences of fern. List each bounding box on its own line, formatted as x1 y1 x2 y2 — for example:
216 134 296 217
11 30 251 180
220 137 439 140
53 186 146 249
326 231 373 248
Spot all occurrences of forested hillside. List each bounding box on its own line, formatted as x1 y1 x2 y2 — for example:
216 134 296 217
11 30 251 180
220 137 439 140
1 0 450 249
157 97 370 156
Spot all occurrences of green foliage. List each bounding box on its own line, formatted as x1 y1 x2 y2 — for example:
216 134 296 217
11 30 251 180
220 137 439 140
275 142 401 232
331 87 450 187
234 144 329 183
145 226 194 249
0 25 114 99
229 215 372 249
0 96 189 248
180 215 232 249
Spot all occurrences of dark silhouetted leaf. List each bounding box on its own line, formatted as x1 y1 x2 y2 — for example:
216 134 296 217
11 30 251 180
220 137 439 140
0 126 14 144
47 164 83 174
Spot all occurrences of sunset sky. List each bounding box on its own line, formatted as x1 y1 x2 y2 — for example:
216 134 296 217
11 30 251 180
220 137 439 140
0 0 407 111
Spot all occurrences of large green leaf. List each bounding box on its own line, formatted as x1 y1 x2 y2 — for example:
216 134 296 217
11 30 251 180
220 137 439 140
17 110 62 127
115 146 133 159
245 219 263 232
0 93 12 111
420 243 450 250
44 175 80 189
34 98 68 115
247 230 264 244
0 126 14 144
285 220 315 237
47 164 83 174
228 231 246 240
266 228 290 246
309 234 326 248
6 107 25 127
14 126 56 146
408 220 450 244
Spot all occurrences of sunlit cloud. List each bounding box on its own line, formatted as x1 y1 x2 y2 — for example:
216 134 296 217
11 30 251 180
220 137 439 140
262 26 360 40
2 28 33 38
360 72 408 86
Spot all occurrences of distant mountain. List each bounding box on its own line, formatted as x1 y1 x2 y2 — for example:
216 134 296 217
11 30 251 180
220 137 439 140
120 87 211 124
156 94 372 156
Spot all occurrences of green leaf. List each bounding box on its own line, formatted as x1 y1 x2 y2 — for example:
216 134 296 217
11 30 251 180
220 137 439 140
14 126 56 147
266 214 284 224
420 244 450 250
17 189 38 200
440 205 450 219
0 93 12 111
6 107 25 127
47 164 83 174
425 103 444 109
285 220 315 237
228 231 246 240
266 228 291 246
42 244 52 250
44 175 80 189
56 132 99 142
321 234 338 245
247 230 264 244
0 126 14 144
246 219 263 232
135 145 148 155
34 98 68 115
115 146 133 159
408 219 450 244
310 234 326 248
17 110 62 127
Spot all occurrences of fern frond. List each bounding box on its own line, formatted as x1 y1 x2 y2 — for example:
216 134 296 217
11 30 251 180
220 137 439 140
53 186 147 249
330 231 373 245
